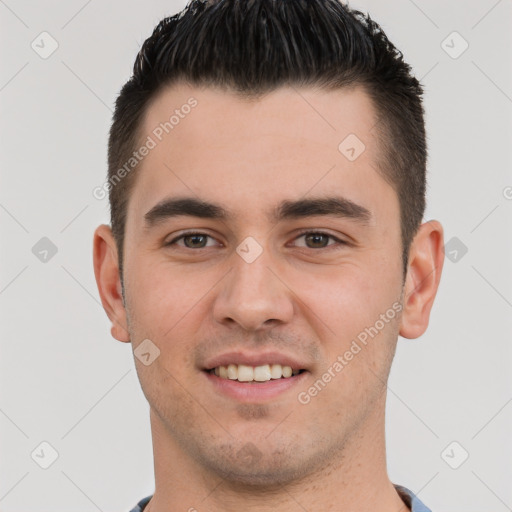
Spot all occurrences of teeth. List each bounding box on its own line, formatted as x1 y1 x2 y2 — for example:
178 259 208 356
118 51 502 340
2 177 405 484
237 364 254 382
227 364 238 380
270 364 282 379
254 364 271 381
211 363 301 382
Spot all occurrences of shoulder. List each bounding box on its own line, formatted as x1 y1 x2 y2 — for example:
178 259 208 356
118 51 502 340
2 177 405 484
394 484 432 512
128 495 153 512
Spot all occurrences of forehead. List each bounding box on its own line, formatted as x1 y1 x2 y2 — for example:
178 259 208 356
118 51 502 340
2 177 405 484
142 82 378 151
127 82 395 228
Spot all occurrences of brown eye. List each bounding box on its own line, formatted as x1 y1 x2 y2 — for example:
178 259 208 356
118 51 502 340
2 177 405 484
166 232 217 249
181 234 209 248
294 231 346 250
304 233 330 248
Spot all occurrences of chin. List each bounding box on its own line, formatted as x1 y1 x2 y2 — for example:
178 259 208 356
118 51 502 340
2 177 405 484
203 446 312 488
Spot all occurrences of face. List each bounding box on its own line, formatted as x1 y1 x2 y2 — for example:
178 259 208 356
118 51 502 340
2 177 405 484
98 83 417 486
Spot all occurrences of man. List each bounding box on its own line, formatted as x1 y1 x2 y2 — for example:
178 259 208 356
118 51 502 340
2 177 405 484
93 0 444 510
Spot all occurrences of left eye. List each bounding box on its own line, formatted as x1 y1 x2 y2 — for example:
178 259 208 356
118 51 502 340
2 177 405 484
166 231 345 250
294 231 344 249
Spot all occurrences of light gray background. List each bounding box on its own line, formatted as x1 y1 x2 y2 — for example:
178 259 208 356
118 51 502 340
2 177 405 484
1 0 511 510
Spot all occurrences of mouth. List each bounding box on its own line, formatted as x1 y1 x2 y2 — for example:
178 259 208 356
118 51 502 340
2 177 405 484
202 363 310 402
205 363 307 383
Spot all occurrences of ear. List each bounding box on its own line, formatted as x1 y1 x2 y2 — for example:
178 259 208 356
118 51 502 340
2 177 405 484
399 220 445 339
93 224 130 343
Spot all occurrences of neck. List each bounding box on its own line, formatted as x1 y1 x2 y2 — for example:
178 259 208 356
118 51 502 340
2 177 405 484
145 397 409 512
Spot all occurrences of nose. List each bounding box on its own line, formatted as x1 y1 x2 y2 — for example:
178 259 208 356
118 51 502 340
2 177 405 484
212 243 294 332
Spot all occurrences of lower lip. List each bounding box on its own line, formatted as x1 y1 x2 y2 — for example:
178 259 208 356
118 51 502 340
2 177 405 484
202 370 309 402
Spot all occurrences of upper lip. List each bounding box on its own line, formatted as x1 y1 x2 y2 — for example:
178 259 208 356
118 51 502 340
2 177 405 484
203 351 310 372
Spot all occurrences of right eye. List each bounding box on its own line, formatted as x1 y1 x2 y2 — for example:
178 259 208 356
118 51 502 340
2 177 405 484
165 232 220 249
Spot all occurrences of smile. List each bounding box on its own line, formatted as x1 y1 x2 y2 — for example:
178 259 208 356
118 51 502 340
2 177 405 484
208 363 305 382
203 366 309 401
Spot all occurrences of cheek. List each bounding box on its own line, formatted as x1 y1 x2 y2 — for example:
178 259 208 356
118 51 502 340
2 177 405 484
123 257 216 372
298 258 402 393
299 263 400 334
124 256 200 330
136 355 205 433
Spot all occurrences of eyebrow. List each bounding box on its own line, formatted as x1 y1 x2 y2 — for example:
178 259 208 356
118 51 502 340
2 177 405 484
144 195 372 228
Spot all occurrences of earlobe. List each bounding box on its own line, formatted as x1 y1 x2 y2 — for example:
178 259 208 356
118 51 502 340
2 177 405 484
93 224 131 343
399 220 445 340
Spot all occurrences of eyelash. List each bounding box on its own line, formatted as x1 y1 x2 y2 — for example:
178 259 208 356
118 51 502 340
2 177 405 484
165 230 347 251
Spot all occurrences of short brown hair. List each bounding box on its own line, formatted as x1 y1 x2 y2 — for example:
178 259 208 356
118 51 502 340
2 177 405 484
107 0 427 281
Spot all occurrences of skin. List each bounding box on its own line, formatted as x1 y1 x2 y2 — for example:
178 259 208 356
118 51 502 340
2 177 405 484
93 82 444 512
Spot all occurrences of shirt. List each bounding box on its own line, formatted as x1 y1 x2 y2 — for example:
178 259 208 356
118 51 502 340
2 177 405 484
129 484 432 511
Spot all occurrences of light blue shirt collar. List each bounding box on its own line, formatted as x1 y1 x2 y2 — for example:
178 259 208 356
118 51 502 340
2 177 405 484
130 484 432 511
394 484 432 511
